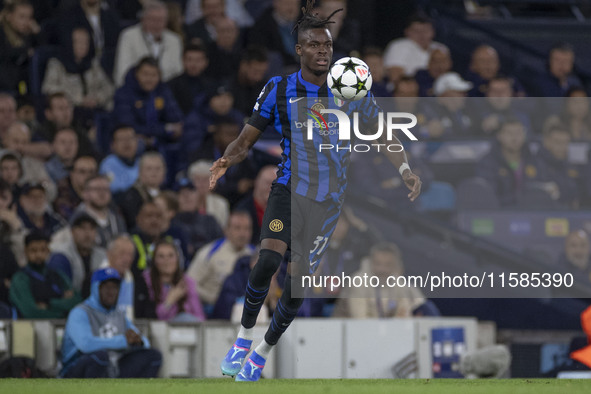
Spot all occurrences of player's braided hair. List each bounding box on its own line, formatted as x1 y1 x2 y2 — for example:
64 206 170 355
292 0 343 34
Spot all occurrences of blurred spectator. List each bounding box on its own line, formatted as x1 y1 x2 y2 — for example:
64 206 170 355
536 124 580 208
60 267 161 378
207 17 242 81
235 165 276 244
48 212 107 294
57 0 120 62
15 95 40 135
318 0 362 58
191 116 257 205
187 210 254 310
476 119 540 206
230 46 269 117
112 57 183 149
184 0 225 46
532 42 583 97
114 0 183 86
154 191 190 267
172 177 223 258
0 0 38 95
361 47 390 98
9 231 81 318
0 152 23 197
115 151 165 229
45 127 79 183
558 230 591 285
54 154 97 220
249 0 300 69
478 76 531 137
341 243 435 318
415 47 452 97
1 121 57 200
383 14 446 84
185 0 253 27
0 179 25 266
99 125 140 193
72 175 126 248
103 235 156 320
167 44 213 115
561 87 591 141
166 1 185 41
427 72 474 138
0 93 17 140
40 93 95 156
144 240 205 322
17 182 65 237
42 27 114 113
188 159 230 228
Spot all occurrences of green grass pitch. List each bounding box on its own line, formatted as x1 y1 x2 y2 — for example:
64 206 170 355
1 379 591 394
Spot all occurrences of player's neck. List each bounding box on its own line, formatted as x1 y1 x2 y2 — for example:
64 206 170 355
300 68 327 87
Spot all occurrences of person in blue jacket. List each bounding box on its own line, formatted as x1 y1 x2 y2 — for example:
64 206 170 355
60 267 162 378
112 57 183 149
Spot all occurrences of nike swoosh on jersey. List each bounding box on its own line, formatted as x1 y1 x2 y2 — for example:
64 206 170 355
289 97 305 104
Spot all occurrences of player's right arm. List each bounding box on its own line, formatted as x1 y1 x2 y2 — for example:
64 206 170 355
209 77 280 191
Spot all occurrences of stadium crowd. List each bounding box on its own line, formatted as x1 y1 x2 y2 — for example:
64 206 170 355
0 0 591 370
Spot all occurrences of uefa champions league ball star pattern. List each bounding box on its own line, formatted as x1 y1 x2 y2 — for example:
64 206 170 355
327 57 373 101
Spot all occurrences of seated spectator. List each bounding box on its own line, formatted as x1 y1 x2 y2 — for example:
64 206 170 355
143 240 205 322
561 87 591 141
48 212 107 295
115 151 165 229
154 191 190 267
477 76 531 137
42 27 114 115
207 17 242 81
476 119 540 206
427 72 474 138
9 231 81 318
40 93 95 156
318 0 362 58
114 0 182 86
17 182 65 237
15 95 40 136
191 117 257 205
1 121 57 200
415 47 452 97
0 152 23 198
361 47 390 98
172 178 223 258
339 243 436 318
99 125 140 193
235 165 276 244
531 42 583 97
185 0 253 27
0 93 17 141
229 46 270 117
70 175 126 248
103 235 156 320
167 44 213 115
187 210 254 311
249 0 299 70
465 45 526 98
112 57 183 149
184 0 225 47
558 230 591 286
45 127 79 183
60 268 162 378
383 14 446 84
536 124 580 208
188 160 230 228
54 155 97 220
0 0 37 95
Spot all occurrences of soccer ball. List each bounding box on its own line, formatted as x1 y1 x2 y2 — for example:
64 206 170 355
327 57 373 101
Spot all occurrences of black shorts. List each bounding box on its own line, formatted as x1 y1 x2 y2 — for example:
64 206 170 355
260 183 341 274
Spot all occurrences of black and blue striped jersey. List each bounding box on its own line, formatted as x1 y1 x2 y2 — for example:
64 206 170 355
247 70 380 203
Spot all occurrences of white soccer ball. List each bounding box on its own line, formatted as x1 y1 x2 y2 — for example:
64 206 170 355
327 57 373 101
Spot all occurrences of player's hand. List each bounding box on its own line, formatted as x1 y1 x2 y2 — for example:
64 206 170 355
209 158 229 191
403 171 422 202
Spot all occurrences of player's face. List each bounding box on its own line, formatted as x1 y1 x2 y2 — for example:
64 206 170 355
296 28 333 76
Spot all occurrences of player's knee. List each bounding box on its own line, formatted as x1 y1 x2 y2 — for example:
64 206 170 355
251 249 283 279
